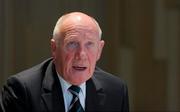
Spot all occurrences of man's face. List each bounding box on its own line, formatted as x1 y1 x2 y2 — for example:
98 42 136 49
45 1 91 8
51 24 104 85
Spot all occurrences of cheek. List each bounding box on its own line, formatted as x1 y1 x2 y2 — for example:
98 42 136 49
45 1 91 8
88 52 98 67
89 49 99 61
88 55 97 76
63 53 74 67
89 54 97 62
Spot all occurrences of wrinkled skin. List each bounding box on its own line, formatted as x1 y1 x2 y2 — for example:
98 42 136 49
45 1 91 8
51 12 105 85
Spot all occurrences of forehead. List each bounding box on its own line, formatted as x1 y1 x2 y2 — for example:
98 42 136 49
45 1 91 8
61 14 99 35
61 25 99 42
63 29 99 44
65 24 98 36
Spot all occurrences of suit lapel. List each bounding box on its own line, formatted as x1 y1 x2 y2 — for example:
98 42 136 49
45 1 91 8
41 62 65 112
85 72 106 111
40 62 106 112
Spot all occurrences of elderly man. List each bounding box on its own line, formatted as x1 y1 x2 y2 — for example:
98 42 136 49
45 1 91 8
1 12 129 112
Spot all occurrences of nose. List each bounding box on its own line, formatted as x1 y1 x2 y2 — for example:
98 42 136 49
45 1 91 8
75 46 87 60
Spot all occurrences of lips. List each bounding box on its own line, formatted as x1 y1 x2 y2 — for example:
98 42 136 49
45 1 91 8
72 66 87 71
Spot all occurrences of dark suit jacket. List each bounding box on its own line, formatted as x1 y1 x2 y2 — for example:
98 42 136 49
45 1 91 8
1 58 129 112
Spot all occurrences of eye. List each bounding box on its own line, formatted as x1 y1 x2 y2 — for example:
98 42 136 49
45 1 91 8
65 41 78 50
86 41 95 48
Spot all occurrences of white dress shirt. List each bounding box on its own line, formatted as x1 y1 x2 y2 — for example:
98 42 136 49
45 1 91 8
57 73 86 112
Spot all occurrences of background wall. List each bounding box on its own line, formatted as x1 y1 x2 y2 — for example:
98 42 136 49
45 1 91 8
0 0 180 111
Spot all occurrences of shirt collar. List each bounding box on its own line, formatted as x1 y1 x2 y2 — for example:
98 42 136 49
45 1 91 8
56 72 86 96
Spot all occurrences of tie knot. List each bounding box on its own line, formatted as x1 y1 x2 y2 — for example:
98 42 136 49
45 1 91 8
69 85 81 95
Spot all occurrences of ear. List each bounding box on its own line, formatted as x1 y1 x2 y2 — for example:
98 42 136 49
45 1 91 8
96 40 105 61
50 39 56 59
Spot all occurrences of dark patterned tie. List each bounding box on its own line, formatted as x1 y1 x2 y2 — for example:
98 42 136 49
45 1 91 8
68 85 84 112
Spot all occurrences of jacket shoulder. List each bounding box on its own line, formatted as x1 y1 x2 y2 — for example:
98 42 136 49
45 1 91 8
7 58 53 84
94 67 127 87
93 67 129 111
1 58 53 112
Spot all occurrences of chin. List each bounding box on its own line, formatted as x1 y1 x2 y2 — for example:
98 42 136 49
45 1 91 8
70 77 88 85
70 81 84 85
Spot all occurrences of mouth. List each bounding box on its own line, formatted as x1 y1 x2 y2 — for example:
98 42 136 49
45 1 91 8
72 66 87 71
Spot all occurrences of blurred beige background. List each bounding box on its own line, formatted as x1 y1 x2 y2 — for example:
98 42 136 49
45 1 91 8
0 0 180 111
